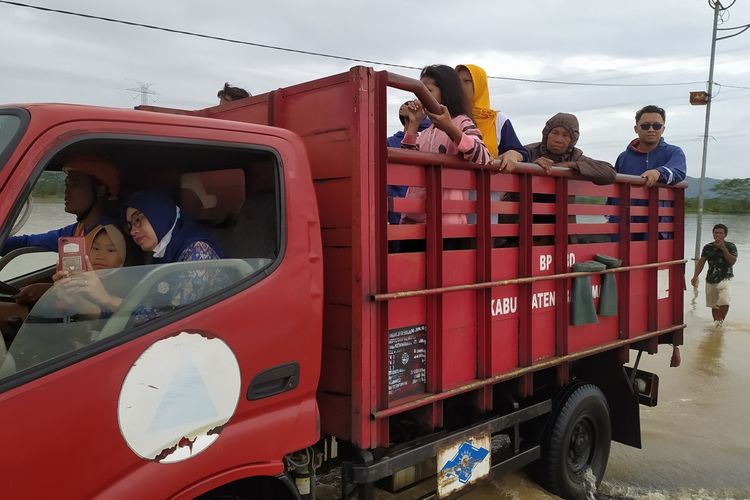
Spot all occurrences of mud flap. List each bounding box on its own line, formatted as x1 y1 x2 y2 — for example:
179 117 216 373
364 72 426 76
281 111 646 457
575 352 642 449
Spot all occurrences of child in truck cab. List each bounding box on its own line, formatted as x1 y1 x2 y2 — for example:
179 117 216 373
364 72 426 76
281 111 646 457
50 224 129 319
400 64 492 224
2 225 129 364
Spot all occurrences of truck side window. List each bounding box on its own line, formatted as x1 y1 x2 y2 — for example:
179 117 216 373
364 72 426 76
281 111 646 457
0 140 282 384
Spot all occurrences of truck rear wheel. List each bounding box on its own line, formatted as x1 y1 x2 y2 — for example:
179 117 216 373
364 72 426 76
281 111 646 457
541 383 611 499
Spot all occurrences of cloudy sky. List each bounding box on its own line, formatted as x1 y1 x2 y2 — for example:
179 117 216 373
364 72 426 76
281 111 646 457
2 0 749 179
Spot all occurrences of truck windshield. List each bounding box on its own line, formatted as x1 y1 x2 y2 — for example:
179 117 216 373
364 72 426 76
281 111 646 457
0 115 22 159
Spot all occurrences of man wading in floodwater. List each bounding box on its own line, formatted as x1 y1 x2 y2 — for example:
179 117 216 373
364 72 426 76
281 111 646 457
691 223 738 328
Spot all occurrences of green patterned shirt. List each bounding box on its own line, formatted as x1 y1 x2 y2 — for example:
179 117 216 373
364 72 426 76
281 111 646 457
701 241 737 284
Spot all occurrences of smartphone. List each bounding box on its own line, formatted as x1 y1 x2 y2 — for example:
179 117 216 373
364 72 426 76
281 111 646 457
58 236 88 275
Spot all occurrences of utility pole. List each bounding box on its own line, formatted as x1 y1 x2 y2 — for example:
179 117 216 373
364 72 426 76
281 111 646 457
692 0 747 260
693 1 721 261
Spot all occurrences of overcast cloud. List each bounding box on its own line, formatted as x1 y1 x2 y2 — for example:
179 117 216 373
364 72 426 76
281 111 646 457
2 0 749 178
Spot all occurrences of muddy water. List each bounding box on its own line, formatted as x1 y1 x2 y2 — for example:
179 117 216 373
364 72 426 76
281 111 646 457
467 214 750 499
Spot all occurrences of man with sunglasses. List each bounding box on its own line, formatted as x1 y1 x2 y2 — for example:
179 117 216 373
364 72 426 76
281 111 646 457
614 105 686 188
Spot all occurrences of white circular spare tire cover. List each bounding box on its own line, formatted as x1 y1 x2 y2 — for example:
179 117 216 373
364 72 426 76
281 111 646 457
118 331 241 463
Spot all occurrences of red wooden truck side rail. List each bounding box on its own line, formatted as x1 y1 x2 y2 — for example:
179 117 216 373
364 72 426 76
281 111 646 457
141 66 685 453
375 148 684 446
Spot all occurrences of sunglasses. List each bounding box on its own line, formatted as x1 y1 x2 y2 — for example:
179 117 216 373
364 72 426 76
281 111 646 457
639 122 663 131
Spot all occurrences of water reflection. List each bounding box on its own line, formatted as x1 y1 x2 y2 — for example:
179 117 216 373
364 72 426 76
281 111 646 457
689 285 698 313
601 213 750 498
693 329 724 378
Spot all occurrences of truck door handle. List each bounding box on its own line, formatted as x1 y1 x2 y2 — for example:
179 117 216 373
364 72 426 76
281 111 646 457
246 362 300 400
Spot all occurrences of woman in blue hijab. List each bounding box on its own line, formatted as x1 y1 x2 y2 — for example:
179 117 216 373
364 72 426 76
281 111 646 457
123 192 227 323
124 191 224 263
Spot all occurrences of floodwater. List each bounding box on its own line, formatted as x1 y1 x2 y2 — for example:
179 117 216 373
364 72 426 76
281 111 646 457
0 201 74 280
468 213 750 499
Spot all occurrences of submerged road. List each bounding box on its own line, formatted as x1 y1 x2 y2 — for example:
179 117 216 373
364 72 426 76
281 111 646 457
469 213 750 499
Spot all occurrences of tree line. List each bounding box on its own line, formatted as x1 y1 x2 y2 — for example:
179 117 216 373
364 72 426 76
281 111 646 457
30 171 750 213
31 171 65 198
686 178 750 213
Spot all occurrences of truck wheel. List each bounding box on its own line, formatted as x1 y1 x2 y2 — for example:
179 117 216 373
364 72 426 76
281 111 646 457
541 383 611 499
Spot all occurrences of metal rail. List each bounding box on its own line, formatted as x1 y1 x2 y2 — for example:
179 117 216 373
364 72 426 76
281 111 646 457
372 323 685 419
386 148 688 188
349 401 550 483
372 259 687 301
385 72 442 114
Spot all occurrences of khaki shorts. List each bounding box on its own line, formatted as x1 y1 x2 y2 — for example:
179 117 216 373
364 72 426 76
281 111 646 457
706 280 731 308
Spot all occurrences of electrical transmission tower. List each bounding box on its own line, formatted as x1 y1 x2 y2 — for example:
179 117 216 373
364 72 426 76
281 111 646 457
126 82 157 106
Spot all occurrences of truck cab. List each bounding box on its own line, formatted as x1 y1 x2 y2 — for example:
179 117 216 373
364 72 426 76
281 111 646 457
0 104 322 498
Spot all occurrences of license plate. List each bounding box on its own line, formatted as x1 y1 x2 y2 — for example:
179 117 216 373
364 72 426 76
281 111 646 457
436 433 491 497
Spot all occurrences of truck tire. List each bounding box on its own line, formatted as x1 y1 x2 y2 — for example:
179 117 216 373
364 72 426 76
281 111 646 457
540 383 611 499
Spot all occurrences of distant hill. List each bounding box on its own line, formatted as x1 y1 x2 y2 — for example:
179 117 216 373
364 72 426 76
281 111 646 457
684 175 722 198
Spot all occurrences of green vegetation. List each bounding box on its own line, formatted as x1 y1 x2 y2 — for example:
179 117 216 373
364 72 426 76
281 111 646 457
686 178 750 213
30 171 65 199
574 196 606 205
25 172 750 213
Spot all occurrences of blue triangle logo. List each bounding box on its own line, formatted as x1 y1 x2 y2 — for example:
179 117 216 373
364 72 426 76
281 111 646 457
149 358 218 432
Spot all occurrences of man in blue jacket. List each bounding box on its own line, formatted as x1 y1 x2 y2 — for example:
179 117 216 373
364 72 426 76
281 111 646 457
615 105 686 187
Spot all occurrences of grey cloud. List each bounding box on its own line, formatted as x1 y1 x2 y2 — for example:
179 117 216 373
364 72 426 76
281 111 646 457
1 0 748 177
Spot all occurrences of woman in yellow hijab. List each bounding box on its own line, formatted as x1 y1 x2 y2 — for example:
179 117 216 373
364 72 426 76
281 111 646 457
455 64 528 171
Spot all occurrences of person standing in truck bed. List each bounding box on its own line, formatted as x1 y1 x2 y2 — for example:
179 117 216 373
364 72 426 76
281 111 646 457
526 112 615 185
455 63 528 170
615 105 686 187
217 82 250 104
400 64 492 225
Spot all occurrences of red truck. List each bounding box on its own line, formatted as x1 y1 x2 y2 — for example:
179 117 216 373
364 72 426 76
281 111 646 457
0 67 685 499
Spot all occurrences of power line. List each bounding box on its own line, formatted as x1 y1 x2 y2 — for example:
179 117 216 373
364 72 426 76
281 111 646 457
716 82 750 90
717 23 750 40
0 0 707 88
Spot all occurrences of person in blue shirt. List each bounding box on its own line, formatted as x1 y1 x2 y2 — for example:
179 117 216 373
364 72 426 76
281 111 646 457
0 156 120 344
387 101 431 149
610 105 686 241
3 156 120 255
614 105 686 186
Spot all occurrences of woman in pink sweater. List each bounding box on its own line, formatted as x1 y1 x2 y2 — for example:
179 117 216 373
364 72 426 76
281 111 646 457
400 65 492 224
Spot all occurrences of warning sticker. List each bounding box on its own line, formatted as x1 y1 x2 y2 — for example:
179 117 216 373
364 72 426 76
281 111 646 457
388 324 427 401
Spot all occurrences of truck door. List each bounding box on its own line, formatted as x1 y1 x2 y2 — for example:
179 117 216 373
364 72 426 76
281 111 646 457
0 116 322 499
